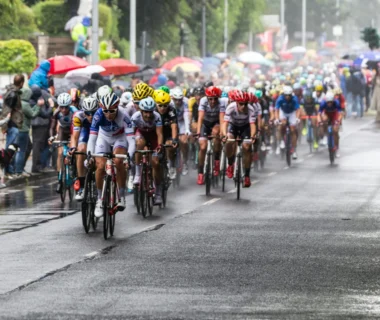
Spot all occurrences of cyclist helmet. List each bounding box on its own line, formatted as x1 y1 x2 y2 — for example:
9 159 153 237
69 88 80 102
255 90 263 99
315 84 324 92
124 87 133 93
158 85 170 94
334 87 342 95
325 91 335 102
204 81 214 88
293 83 301 90
154 90 171 105
248 92 258 104
139 96 156 112
57 92 72 107
234 90 249 103
283 86 293 95
133 82 151 100
171 86 184 99
194 87 205 96
96 85 112 101
205 86 222 98
82 96 98 112
221 91 228 98
120 91 133 105
299 77 307 86
228 89 237 101
99 91 119 109
254 81 263 89
303 89 313 100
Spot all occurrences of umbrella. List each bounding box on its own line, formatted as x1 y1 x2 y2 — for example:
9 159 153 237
279 51 293 60
265 52 279 60
238 51 265 64
65 65 106 79
289 46 307 54
161 57 201 70
48 55 89 75
112 80 130 88
171 63 201 73
214 52 228 60
99 58 139 76
64 16 83 31
354 52 380 66
203 57 220 66
324 41 337 48
53 78 80 96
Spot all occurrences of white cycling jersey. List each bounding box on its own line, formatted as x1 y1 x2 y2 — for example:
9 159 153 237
224 102 256 126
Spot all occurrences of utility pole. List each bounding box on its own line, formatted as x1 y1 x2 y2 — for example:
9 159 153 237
280 0 285 50
130 0 136 63
224 0 228 53
180 22 185 57
202 0 206 57
91 0 99 64
141 31 147 64
336 0 340 43
302 0 306 47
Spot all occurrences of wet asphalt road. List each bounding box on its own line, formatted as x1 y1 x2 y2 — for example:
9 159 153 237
1 117 380 319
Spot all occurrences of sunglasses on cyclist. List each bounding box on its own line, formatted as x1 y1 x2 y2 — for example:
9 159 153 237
102 109 117 114
173 98 183 103
59 105 69 109
207 97 218 101
157 104 169 108
84 111 96 116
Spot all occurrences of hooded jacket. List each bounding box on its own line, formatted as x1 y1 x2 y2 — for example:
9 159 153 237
28 60 50 90
99 41 120 61
76 36 92 58
30 85 53 127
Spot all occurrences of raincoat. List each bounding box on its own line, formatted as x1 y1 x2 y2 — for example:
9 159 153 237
28 60 50 90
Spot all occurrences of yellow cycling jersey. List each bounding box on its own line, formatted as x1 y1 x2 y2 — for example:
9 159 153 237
188 97 196 113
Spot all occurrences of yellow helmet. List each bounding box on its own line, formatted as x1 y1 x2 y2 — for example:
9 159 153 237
254 81 263 89
334 87 342 95
154 90 171 105
315 84 323 92
133 82 152 101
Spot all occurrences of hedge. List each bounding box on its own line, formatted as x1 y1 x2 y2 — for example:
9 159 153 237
0 40 37 74
33 0 114 39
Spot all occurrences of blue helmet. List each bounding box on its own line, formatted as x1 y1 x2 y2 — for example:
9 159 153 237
139 96 156 111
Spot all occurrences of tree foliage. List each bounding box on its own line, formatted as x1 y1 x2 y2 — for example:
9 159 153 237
0 39 37 73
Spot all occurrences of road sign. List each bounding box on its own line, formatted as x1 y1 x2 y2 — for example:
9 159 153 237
333 25 343 37
294 31 314 39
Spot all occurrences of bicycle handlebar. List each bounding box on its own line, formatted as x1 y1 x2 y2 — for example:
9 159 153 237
91 153 129 159
52 140 69 144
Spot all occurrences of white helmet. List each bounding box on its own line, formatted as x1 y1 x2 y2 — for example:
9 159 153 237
171 87 183 99
283 86 293 95
293 83 301 90
96 85 112 102
324 77 331 85
120 92 133 105
99 92 120 109
325 91 335 102
82 96 98 112
57 93 72 107
255 69 262 75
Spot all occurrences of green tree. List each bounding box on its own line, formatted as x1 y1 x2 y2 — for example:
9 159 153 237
361 27 380 50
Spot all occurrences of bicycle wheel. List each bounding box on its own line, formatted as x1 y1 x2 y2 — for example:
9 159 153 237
81 170 93 233
68 166 75 202
205 152 211 196
103 176 111 240
109 180 116 236
91 173 99 231
286 133 291 167
134 184 141 214
140 165 148 218
236 154 241 200
221 150 226 192
147 166 154 216
60 156 66 203
161 165 168 208
328 132 335 165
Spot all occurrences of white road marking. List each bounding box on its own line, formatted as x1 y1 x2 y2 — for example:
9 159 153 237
267 172 277 177
203 198 221 205
47 182 56 186
85 251 99 259
307 154 314 158
28 186 40 189
227 189 236 194
252 180 260 185
283 166 289 170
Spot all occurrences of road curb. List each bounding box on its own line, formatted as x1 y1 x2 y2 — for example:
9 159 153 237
2 172 56 189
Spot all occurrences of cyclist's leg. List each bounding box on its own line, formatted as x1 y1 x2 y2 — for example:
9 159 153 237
94 135 110 198
311 116 319 147
242 125 252 175
75 128 89 199
300 106 307 135
289 112 298 150
151 135 162 204
134 131 146 184
225 125 236 179
113 136 128 199
332 113 340 148
198 124 210 174
179 134 188 165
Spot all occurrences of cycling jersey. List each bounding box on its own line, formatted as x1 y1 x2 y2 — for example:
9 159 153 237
124 101 138 118
224 102 256 126
72 110 91 132
275 95 300 113
313 92 325 104
174 100 190 135
90 107 134 137
319 100 341 113
53 106 78 129
131 111 162 133
198 96 228 125
251 102 262 117
300 98 318 116
160 106 178 140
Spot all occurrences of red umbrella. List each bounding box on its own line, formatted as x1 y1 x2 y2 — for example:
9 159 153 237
324 41 337 48
48 55 89 75
161 57 201 71
279 51 293 60
99 58 139 76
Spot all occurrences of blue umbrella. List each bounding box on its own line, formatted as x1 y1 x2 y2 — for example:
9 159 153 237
354 52 380 65
201 57 221 73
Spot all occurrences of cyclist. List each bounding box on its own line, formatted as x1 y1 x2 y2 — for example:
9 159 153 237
222 90 256 187
70 88 82 109
313 83 325 104
120 91 133 109
300 89 319 150
50 93 78 193
275 86 300 160
131 96 164 205
318 91 342 157
196 86 226 185
170 87 190 176
87 91 135 217
69 96 98 201
255 90 273 150
154 90 178 180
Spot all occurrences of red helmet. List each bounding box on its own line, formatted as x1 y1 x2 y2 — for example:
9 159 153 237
228 89 237 101
234 90 249 103
205 86 222 98
248 92 258 104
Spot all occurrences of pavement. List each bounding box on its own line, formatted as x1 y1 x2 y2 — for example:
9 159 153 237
1 116 380 319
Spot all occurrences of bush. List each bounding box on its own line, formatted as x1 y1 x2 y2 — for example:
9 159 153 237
115 38 130 59
0 40 37 74
99 4 113 40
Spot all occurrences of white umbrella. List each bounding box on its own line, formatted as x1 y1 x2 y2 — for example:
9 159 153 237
64 16 84 31
214 52 228 60
65 65 106 79
238 51 265 64
289 46 307 54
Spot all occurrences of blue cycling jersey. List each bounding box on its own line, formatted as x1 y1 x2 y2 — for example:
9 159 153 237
275 95 300 113
319 100 341 113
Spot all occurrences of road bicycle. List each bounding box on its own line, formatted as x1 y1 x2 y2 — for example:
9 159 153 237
327 119 335 165
204 135 219 196
227 137 244 200
159 144 174 208
280 117 292 167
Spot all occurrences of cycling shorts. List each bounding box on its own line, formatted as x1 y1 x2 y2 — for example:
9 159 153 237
78 127 89 145
323 111 340 124
95 134 128 153
279 109 297 126
58 127 70 142
227 124 251 140
200 121 219 140
178 120 186 135
135 129 159 151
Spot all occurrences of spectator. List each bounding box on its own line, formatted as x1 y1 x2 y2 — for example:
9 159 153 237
153 74 168 88
151 50 167 68
351 68 366 118
99 41 120 61
75 35 92 58
30 86 53 173
71 16 91 56
14 88 50 177
82 73 110 94
371 67 380 122
28 60 51 91
2 74 25 179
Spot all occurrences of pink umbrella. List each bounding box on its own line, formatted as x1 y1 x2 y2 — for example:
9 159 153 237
161 57 201 71
48 55 89 75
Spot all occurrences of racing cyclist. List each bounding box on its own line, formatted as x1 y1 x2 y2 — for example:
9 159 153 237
87 91 135 217
300 90 319 150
